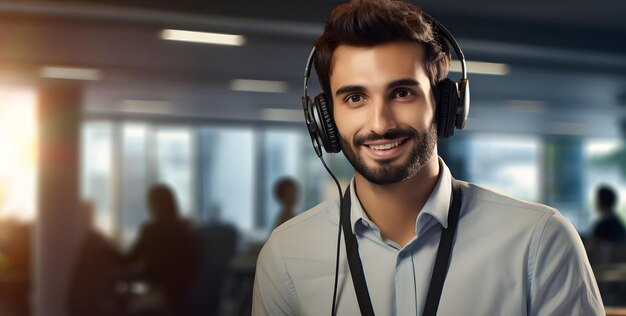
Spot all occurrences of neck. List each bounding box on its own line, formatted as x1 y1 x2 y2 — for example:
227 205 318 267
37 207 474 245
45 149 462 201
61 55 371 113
354 155 440 247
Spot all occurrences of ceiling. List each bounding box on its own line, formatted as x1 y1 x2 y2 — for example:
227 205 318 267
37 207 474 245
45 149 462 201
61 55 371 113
0 0 625 137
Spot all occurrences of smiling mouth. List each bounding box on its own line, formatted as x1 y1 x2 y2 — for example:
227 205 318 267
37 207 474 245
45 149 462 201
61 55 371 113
366 139 406 151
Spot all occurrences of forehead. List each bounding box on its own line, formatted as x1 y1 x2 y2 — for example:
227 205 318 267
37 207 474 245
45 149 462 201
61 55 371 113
329 42 427 90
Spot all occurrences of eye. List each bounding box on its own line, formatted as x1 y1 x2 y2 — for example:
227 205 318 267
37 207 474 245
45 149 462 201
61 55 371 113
393 89 414 99
345 94 364 104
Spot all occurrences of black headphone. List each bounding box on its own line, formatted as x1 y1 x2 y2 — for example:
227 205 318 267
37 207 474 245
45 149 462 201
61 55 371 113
301 14 470 158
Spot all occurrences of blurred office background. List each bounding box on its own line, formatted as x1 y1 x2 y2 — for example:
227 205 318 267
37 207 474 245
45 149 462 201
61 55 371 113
0 0 625 315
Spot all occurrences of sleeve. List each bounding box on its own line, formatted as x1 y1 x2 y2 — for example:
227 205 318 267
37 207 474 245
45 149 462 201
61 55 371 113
252 236 298 316
528 212 605 316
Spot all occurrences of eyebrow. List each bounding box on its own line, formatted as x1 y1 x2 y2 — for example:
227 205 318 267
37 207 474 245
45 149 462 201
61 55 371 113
388 78 419 89
335 85 364 98
334 78 420 97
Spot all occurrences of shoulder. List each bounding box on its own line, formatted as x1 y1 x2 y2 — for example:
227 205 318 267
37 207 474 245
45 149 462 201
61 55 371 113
461 181 582 245
265 198 340 250
275 199 339 230
455 180 578 253
253 199 341 314
458 181 574 256
256 197 343 276
462 181 556 217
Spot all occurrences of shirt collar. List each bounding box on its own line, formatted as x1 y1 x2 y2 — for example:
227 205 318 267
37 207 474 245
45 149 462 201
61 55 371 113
348 156 453 234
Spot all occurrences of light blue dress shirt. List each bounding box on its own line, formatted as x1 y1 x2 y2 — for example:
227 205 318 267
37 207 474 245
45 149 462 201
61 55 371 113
252 158 604 315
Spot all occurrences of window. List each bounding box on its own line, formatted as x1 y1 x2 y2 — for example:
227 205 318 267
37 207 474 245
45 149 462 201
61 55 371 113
155 128 195 217
262 129 303 229
466 134 541 202
80 121 114 236
199 127 255 231
0 86 37 222
82 122 199 247
261 127 351 234
120 123 149 247
583 138 626 233
79 121 349 246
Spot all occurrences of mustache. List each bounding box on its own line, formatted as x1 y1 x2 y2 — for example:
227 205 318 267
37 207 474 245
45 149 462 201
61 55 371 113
353 128 418 146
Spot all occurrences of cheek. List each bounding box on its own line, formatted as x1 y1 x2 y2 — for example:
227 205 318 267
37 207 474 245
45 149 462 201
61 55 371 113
421 91 437 125
334 108 371 145
333 106 352 139
399 98 436 128
425 103 437 124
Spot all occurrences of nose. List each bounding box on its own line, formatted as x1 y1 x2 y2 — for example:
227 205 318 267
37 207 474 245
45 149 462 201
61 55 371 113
369 98 398 135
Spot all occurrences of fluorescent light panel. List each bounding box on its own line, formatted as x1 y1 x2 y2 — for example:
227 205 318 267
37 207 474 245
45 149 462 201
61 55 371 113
118 99 173 114
161 29 245 46
505 99 545 113
450 60 509 76
546 122 587 136
230 79 288 93
261 108 303 122
40 66 101 80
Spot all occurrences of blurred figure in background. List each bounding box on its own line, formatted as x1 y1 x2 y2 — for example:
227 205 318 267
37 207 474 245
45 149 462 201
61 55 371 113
0 219 32 316
67 200 122 316
125 184 201 316
188 204 238 316
273 177 300 228
588 185 626 306
591 184 626 244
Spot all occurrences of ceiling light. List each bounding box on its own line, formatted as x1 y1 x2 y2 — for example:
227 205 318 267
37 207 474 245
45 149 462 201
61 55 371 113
40 66 101 80
118 99 173 114
505 100 545 112
546 122 587 135
450 60 509 76
261 108 303 122
160 29 245 46
230 79 288 93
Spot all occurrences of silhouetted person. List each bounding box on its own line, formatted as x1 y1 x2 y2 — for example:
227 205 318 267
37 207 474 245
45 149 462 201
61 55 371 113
126 184 201 316
188 207 238 316
273 178 299 228
591 185 626 243
67 200 122 316
0 219 32 316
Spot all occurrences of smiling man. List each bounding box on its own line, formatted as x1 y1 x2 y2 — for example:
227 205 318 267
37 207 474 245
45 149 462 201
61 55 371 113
252 1 604 315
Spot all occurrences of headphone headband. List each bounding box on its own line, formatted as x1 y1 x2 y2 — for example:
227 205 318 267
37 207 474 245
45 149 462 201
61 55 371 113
303 46 317 101
422 13 467 80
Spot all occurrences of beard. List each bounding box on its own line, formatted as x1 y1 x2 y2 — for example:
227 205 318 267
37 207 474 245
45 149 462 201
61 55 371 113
339 122 437 185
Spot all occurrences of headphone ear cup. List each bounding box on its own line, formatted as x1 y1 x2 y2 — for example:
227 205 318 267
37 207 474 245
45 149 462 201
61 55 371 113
313 93 342 153
436 78 459 139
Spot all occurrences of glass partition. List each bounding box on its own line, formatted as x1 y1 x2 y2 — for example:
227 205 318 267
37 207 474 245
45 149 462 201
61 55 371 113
466 134 541 202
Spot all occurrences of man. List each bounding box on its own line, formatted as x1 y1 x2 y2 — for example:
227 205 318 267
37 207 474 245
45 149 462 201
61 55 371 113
591 185 626 243
273 177 300 228
252 0 604 315
125 184 202 315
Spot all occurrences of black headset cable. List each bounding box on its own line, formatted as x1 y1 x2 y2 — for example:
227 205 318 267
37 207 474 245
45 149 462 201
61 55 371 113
318 155 344 316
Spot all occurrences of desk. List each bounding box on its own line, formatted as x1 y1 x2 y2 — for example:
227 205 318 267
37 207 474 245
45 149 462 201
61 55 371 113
221 248 259 316
594 263 626 309
594 263 626 282
607 307 626 316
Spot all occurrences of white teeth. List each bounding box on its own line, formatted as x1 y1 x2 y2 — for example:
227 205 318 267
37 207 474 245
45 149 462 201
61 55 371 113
368 141 402 150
